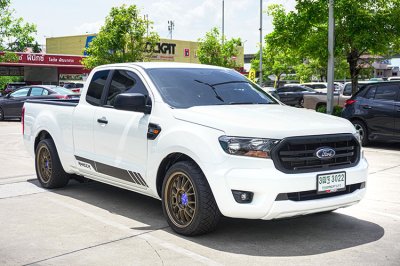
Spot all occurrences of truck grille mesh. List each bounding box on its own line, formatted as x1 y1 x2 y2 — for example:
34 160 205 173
271 134 360 174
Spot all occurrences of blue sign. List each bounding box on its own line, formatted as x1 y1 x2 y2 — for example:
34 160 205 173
84 36 96 56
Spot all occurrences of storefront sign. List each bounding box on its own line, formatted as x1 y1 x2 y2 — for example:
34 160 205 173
0 52 84 66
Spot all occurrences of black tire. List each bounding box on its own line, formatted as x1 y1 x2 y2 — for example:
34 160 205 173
315 103 326 111
352 119 369 146
0 107 4 121
162 161 221 236
35 138 70 188
298 97 304 108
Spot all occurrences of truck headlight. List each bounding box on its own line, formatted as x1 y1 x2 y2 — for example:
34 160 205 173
218 136 281 159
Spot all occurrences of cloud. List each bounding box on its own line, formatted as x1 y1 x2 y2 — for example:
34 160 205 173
74 21 103 35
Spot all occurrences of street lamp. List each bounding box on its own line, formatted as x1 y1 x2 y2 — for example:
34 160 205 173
222 0 225 45
327 0 335 114
259 0 263 87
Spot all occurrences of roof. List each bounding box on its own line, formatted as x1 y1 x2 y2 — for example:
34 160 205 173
94 62 226 70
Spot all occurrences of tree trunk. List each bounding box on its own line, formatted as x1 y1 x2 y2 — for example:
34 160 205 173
347 49 361 95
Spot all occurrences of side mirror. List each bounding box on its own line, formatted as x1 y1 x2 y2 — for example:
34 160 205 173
114 93 151 114
6 94 11 98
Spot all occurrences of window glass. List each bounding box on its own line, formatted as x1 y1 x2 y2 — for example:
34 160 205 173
374 85 398 101
343 84 352 96
147 68 277 108
106 70 149 107
30 87 45 96
10 88 29 97
42 89 49 95
86 70 110 106
277 88 289 93
364 86 376 99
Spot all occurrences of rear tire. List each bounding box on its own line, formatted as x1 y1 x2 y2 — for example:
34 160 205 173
35 138 70 188
352 119 369 146
0 107 4 121
162 161 221 236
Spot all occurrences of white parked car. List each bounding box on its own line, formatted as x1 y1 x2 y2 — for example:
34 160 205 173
22 63 368 235
302 82 343 93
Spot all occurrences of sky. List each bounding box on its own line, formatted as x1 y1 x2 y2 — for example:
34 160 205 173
10 0 296 54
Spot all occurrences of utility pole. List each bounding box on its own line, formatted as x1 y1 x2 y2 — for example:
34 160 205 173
327 0 335 114
168 20 175 40
259 0 263 87
222 0 225 45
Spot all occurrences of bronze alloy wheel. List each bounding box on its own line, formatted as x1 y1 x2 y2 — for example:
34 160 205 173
164 171 197 228
37 145 53 183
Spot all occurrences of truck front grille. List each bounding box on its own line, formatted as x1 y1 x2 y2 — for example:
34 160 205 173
271 134 360 174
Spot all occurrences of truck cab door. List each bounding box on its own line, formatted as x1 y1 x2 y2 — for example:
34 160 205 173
73 70 111 169
92 69 151 189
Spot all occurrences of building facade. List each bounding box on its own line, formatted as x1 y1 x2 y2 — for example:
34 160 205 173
46 34 244 66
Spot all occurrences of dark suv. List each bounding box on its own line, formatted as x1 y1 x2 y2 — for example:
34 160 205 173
342 81 400 145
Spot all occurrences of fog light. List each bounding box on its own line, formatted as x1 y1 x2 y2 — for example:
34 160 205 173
232 190 254 204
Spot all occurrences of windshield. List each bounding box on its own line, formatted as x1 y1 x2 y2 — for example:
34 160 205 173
146 68 278 108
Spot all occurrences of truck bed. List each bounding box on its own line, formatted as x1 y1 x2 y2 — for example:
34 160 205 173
26 99 79 107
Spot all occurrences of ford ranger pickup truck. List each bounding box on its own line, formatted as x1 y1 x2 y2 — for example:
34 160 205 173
23 63 368 236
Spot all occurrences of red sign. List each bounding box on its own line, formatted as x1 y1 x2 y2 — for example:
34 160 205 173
0 52 85 67
184 48 190 57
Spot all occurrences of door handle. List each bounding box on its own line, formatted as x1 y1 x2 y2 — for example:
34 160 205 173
361 105 372 109
97 117 108 124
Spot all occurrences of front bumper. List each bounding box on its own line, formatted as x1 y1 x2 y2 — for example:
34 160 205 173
204 156 368 220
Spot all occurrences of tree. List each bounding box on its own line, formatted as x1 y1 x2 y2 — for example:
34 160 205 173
267 1 400 94
0 0 37 53
197 27 242 68
82 5 159 69
251 41 300 86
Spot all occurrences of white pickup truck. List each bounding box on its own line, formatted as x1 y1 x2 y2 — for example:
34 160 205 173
23 63 368 235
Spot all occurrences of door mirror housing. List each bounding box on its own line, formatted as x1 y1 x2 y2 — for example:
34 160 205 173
114 93 151 114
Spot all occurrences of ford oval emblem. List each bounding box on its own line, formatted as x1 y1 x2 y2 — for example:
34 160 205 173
315 147 336 160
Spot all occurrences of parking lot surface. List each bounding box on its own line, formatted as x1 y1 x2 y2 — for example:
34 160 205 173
0 121 399 265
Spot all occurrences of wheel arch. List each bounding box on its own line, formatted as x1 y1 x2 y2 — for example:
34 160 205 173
156 152 202 198
34 130 54 151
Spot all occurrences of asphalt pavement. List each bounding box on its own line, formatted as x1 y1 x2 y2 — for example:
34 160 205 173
0 121 399 266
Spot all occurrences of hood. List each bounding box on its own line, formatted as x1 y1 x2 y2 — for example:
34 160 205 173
172 104 355 139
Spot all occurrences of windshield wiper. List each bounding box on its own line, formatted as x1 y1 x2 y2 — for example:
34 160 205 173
228 102 271 105
212 81 249 86
194 79 224 102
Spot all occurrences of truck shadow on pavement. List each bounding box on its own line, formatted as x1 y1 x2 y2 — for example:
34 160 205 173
38 179 384 257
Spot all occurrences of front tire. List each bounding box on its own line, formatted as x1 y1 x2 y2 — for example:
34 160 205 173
352 119 369 146
0 107 4 121
35 139 69 188
162 161 221 236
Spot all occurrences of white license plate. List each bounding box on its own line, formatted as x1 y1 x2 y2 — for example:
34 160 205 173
317 172 346 194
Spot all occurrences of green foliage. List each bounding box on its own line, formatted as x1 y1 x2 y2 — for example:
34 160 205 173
266 1 400 94
316 105 343 116
0 76 22 94
82 5 159 69
0 0 37 52
251 40 300 86
197 27 242 68
0 51 18 62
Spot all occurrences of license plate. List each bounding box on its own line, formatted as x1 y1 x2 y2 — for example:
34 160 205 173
317 172 346 194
